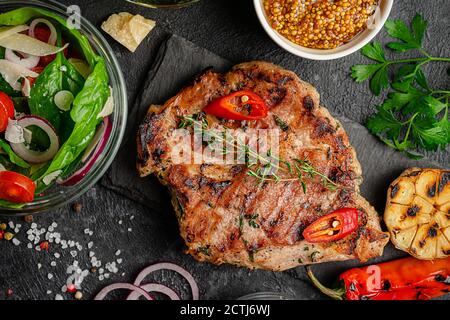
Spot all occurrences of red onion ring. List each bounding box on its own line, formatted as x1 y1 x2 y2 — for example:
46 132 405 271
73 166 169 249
94 283 153 301
57 117 112 186
29 18 57 45
10 115 60 164
126 283 181 300
5 48 40 69
133 263 199 300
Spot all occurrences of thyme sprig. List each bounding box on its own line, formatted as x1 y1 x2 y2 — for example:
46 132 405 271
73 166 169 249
177 114 341 192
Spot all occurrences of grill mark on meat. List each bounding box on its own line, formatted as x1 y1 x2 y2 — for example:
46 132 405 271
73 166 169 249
313 118 336 138
338 189 353 206
256 72 273 83
267 86 287 106
277 76 293 86
152 148 165 163
137 112 158 165
208 180 232 195
303 95 315 112
230 165 244 176
334 135 347 151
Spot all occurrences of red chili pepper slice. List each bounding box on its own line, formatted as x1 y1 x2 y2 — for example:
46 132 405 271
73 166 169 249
303 208 359 243
203 90 268 121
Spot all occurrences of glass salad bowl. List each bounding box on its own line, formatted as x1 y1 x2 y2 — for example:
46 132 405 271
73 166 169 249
0 0 127 215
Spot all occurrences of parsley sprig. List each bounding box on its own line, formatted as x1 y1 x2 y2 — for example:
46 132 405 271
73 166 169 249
351 14 450 158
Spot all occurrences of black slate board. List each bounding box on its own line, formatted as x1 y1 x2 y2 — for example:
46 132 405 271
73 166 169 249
101 35 448 298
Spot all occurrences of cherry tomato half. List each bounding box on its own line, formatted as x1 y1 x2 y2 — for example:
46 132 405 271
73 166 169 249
0 171 36 203
33 26 69 67
0 91 15 132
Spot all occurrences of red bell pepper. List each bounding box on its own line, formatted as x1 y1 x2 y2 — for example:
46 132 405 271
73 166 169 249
203 90 268 120
307 256 450 300
303 208 359 243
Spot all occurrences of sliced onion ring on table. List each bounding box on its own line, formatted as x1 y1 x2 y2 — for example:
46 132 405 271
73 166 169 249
29 18 57 45
127 283 180 300
57 117 112 186
94 283 153 301
5 49 39 69
10 116 59 164
134 262 199 300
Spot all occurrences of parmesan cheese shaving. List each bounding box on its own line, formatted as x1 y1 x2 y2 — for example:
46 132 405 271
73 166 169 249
43 170 62 186
101 12 155 52
0 59 39 90
0 25 29 41
0 33 69 57
5 119 25 144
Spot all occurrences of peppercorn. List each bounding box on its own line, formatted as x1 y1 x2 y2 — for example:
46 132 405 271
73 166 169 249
264 0 378 49
24 215 33 223
74 291 83 300
72 203 82 213
4 232 13 241
90 267 97 273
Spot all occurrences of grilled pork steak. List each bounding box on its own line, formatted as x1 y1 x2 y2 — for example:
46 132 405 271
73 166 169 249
137 61 389 271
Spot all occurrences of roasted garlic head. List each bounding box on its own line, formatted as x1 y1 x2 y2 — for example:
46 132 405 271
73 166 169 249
385 168 450 260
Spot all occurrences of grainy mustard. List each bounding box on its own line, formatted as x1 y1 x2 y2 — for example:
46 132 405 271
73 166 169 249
264 0 378 49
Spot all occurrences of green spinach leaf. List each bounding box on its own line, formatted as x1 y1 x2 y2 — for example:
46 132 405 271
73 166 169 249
29 42 85 133
36 59 109 191
0 138 30 168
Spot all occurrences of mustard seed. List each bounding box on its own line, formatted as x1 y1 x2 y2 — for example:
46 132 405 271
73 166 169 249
264 0 378 49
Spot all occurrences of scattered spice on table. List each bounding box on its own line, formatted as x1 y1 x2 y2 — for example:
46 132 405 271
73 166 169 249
72 203 83 213
0 212 136 300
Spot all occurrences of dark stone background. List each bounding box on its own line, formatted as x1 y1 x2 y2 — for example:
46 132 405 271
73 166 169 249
0 0 449 300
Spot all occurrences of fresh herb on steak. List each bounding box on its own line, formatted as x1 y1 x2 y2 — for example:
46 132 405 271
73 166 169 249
178 116 341 192
178 112 208 129
351 14 450 158
273 114 289 131
244 213 260 229
197 246 210 256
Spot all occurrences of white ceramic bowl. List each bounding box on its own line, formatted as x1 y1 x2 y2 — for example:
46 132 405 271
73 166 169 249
254 0 394 60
